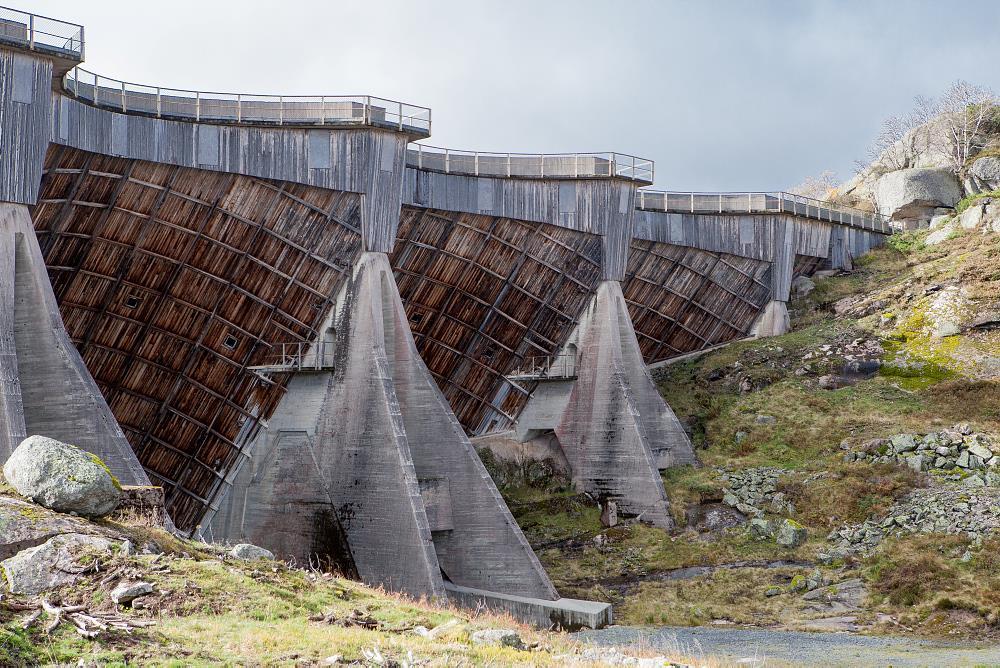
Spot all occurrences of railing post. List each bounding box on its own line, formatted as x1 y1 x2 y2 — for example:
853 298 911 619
574 154 579 178
237 94 242 123
196 91 200 121
639 190 645 209
748 192 752 213
364 96 371 125
156 87 161 118
320 96 325 125
474 152 479 177
398 102 403 131
718 193 723 214
540 154 544 178
279 96 283 125
690 192 694 213
73 66 79 97
120 81 126 112
445 149 450 174
28 14 34 49
417 143 423 169
507 154 511 178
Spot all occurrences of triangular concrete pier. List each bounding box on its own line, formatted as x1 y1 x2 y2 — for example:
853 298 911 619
547 281 697 529
212 252 558 601
0 203 149 486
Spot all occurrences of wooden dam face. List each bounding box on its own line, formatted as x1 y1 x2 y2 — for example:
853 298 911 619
31 147 778 529
392 206 774 435
32 146 364 528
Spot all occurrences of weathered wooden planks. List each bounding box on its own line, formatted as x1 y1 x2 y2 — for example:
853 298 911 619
32 145 364 529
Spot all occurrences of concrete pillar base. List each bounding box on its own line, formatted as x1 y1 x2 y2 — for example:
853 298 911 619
210 252 558 601
552 281 696 530
0 203 149 486
752 300 791 337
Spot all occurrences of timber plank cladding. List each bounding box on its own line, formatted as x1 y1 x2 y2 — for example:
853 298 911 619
33 146 363 528
33 147 780 528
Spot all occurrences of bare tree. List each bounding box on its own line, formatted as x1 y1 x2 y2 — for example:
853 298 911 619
789 170 838 199
860 81 998 176
935 80 997 172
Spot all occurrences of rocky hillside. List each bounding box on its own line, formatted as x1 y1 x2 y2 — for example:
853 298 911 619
487 200 1000 639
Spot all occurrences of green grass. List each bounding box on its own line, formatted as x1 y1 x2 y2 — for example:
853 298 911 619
955 189 1000 214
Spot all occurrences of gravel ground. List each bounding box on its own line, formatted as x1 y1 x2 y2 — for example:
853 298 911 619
575 625 1000 667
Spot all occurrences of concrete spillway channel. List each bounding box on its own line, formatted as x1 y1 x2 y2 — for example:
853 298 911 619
0 6 891 627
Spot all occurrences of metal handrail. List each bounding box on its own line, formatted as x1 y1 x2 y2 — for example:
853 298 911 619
248 341 336 373
0 5 83 58
406 143 654 184
635 190 893 234
62 66 431 135
508 354 577 380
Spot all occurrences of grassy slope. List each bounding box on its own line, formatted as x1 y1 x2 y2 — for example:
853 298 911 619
0 490 634 668
500 226 1000 636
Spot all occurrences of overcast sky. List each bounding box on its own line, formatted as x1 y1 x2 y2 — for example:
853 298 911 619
29 0 1000 190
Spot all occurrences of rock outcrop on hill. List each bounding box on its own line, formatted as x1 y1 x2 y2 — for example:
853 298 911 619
874 167 961 224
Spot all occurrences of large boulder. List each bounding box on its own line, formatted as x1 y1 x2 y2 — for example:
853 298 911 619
3 436 122 517
875 168 962 224
1 532 114 595
965 156 1000 194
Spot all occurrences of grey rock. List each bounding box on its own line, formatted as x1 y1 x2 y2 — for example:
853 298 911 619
926 219 958 245
2 435 121 517
905 454 925 472
765 586 782 597
775 519 807 547
790 276 816 300
891 434 918 453
230 543 275 561
957 450 971 469
0 496 113 561
749 518 774 540
2 533 114 595
875 168 962 222
111 580 153 605
965 156 1000 193
959 203 986 230
968 443 994 461
929 213 952 229
471 629 525 650
755 415 777 426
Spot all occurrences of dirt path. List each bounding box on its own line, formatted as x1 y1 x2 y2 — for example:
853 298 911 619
576 625 1000 667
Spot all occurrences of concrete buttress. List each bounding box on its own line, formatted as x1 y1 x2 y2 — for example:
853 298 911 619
211 252 558 601
0 203 150 485
554 280 696 529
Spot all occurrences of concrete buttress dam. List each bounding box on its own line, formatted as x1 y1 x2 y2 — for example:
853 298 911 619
0 6 890 625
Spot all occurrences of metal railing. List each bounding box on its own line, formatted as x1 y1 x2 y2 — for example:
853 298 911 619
0 6 83 58
636 190 892 234
62 67 431 135
507 354 577 381
248 341 336 374
406 144 654 184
